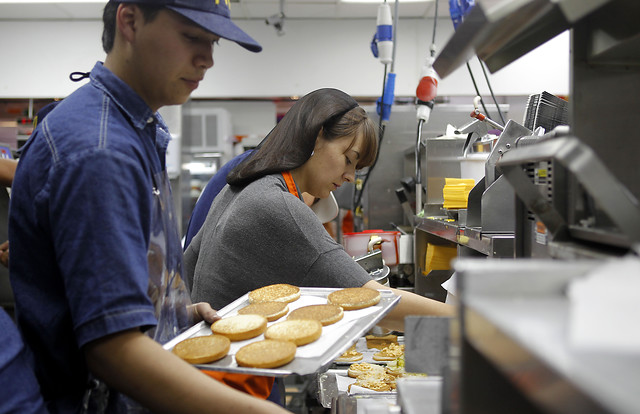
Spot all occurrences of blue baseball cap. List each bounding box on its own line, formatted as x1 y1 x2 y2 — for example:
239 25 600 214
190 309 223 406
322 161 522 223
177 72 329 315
111 0 262 52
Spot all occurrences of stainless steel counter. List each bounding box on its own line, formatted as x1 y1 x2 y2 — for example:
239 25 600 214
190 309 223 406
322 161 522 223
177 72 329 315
454 259 640 414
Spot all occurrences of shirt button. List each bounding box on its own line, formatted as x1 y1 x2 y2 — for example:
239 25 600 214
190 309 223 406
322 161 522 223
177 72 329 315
147 116 155 124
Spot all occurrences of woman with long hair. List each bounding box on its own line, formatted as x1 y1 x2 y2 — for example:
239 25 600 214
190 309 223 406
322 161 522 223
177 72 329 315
184 88 452 331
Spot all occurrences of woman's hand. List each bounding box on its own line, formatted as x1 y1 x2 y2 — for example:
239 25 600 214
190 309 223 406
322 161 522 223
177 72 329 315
188 302 220 324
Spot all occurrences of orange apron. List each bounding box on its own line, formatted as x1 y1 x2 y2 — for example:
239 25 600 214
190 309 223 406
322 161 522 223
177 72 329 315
198 172 299 399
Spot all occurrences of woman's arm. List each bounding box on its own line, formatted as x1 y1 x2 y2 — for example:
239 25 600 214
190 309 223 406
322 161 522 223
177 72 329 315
363 280 455 332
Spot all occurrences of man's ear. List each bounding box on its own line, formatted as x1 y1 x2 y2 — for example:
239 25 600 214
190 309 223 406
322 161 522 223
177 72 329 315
115 3 139 43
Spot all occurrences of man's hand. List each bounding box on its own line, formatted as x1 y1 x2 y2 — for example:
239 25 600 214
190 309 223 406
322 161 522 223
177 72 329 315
0 240 9 268
188 302 220 324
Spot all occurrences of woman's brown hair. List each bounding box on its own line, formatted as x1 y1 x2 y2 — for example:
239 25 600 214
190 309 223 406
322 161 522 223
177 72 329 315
227 88 378 187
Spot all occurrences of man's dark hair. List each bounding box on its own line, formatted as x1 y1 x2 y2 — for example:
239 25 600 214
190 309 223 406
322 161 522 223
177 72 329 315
102 2 163 53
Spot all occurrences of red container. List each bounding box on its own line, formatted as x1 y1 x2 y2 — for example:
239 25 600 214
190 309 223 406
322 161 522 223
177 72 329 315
342 230 400 266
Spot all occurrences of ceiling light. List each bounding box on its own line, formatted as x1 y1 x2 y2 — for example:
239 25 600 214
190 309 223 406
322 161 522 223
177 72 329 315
0 0 106 3
341 0 433 3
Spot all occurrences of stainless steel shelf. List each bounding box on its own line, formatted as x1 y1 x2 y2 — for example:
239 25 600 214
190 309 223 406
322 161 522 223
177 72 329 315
414 216 514 257
433 0 614 77
455 259 640 414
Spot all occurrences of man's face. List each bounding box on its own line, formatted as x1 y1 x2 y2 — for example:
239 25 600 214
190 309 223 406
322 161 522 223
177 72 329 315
129 8 219 111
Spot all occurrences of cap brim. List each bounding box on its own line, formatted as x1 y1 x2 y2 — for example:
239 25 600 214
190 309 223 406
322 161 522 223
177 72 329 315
311 193 339 224
167 6 262 52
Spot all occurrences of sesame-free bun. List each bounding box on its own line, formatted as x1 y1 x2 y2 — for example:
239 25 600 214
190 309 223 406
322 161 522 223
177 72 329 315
248 284 301 304
237 302 289 322
264 319 322 346
172 335 230 364
235 339 297 369
211 314 268 341
287 304 344 326
327 287 381 310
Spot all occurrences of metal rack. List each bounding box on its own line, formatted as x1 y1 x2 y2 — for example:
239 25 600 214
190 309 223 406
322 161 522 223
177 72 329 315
417 1 640 413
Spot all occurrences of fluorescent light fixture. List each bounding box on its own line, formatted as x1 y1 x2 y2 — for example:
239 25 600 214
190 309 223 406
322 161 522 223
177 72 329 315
341 0 432 3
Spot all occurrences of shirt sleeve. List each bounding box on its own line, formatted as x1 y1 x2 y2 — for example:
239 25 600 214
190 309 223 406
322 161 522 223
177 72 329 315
46 148 157 347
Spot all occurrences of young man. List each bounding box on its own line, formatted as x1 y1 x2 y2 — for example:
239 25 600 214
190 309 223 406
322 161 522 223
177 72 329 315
9 1 289 413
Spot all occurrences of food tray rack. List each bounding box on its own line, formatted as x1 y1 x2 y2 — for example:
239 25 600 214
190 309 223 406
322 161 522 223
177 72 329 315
163 287 400 377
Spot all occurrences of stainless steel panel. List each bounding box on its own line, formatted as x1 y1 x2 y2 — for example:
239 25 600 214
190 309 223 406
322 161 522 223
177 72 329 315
454 258 640 414
364 104 507 230
433 0 613 77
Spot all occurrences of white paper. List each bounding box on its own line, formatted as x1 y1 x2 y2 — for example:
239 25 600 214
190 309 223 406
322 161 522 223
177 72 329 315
567 256 640 352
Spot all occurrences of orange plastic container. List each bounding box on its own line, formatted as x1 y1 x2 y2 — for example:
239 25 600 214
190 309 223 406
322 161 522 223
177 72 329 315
342 230 400 266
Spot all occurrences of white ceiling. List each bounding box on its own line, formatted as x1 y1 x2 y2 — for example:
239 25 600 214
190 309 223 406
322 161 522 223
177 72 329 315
0 0 447 21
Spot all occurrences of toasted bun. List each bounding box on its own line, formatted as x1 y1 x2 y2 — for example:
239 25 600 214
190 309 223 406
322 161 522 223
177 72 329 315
287 304 344 326
327 287 381 310
264 319 322 346
237 302 289 322
248 284 301 304
372 343 404 361
172 335 230 364
235 339 297 369
211 314 267 341
351 372 396 392
335 344 363 363
365 334 398 349
347 362 385 378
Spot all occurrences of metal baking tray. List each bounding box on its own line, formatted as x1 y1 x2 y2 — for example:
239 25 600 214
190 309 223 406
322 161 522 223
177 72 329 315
163 287 400 377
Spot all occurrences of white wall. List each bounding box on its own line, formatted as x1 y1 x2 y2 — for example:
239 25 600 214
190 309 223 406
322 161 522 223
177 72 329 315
0 18 569 99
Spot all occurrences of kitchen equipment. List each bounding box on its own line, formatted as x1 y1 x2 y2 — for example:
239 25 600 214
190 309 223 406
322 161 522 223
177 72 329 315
343 230 400 266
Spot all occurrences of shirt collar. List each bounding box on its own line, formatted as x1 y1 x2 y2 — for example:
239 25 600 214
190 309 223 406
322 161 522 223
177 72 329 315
89 61 157 131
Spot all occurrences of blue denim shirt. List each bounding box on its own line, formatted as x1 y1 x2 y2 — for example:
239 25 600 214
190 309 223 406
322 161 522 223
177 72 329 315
9 62 166 413
0 309 48 414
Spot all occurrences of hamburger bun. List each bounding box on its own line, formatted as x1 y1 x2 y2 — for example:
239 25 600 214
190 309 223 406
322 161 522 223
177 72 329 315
347 362 385 378
334 344 363 363
264 319 322 346
287 304 343 326
237 301 289 322
349 372 397 392
372 343 404 361
235 339 297 369
365 334 397 349
327 287 381 310
211 314 267 341
172 335 230 364
248 284 301 304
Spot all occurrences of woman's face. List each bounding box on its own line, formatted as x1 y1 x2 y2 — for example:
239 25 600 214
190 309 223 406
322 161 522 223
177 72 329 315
295 132 364 199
